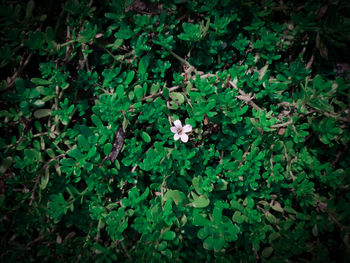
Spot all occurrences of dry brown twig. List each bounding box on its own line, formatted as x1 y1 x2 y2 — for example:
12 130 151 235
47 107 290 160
5 53 33 90
229 80 263 111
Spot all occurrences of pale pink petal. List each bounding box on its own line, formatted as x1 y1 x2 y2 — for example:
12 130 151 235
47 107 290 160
174 120 182 129
174 133 180 140
182 124 192 133
170 127 177 133
180 133 189 143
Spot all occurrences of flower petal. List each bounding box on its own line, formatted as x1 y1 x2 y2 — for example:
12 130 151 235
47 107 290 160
180 133 189 143
174 133 180 140
170 127 177 133
174 120 182 129
182 124 192 133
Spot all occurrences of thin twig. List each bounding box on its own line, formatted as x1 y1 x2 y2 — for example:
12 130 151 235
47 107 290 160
238 146 251 169
306 54 314 70
5 53 33 90
278 100 349 122
168 50 191 67
105 48 134 62
160 174 170 197
228 80 263 111
141 86 181 101
331 146 348 168
76 222 93 263
120 240 132 261
271 120 293 128
321 111 349 122
3 131 58 149
29 154 65 206
131 164 138 173
54 9 65 34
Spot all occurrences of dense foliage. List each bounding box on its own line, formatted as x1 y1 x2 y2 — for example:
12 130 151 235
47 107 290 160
1 0 350 262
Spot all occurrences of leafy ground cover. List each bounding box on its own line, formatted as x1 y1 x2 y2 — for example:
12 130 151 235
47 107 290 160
1 0 350 262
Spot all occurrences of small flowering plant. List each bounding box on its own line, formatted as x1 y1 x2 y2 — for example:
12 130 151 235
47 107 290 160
170 120 192 143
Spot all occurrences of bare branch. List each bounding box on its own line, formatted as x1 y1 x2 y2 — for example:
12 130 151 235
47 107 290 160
229 80 263 111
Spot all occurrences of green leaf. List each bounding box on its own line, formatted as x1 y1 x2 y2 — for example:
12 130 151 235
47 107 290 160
162 87 169 99
128 91 135 100
140 131 151 143
25 0 35 19
178 23 202 42
115 26 133 39
77 135 90 150
79 125 93 138
164 190 186 206
215 179 228 191
134 85 144 100
269 232 280 243
244 197 254 208
48 193 68 222
192 195 210 208
25 31 45 49
232 211 245 224
0 157 13 174
162 230 176 241
116 85 124 99
45 26 54 42
271 202 284 213
197 227 209 239
106 208 128 241
125 71 135 85
192 176 203 195
46 148 55 158
203 236 225 251
40 167 50 190
186 82 193 94
158 241 167 251
31 78 51 85
312 224 319 236
170 92 185 104
139 55 150 75
78 22 98 43
67 148 83 160
61 158 75 167
162 249 172 259
213 200 228 224
93 243 110 255
266 212 277 224
262 247 273 258
104 143 113 155
105 12 120 20
193 213 212 227
91 115 103 128
150 83 160 95
34 109 52 118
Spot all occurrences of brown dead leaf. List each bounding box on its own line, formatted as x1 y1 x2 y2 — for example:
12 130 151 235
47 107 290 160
278 128 286 135
203 114 209 125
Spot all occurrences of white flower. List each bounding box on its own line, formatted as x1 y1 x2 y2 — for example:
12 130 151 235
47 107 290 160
170 120 192 143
